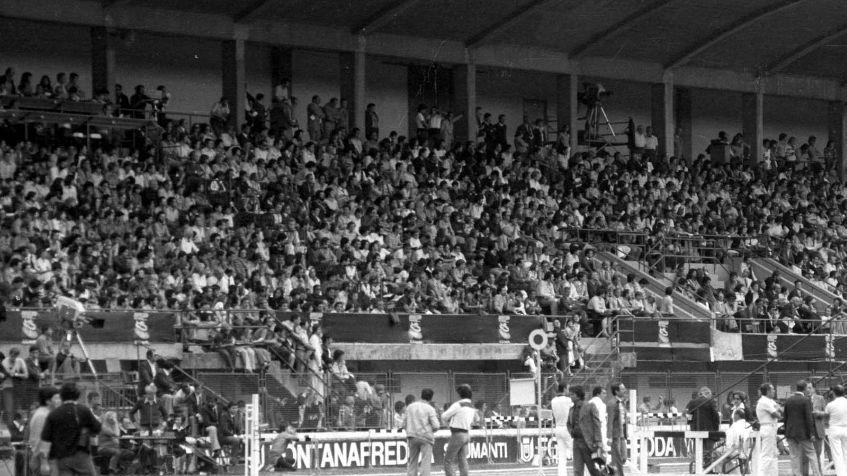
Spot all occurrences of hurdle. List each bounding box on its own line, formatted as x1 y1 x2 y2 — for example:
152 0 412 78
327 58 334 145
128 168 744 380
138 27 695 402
242 391 727 476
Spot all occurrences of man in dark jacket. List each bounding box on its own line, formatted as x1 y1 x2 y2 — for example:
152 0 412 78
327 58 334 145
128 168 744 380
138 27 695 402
568 386 603 476
606 382 628 476
41 383 101 476
688 387 720 468
784 380 821 476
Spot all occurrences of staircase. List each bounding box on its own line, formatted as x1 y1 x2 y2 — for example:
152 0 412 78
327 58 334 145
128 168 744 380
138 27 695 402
599 251 712 320
566 335 626 391
749 258 836 309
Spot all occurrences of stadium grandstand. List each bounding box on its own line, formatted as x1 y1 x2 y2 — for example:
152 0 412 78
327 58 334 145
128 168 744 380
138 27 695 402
3 1 847 475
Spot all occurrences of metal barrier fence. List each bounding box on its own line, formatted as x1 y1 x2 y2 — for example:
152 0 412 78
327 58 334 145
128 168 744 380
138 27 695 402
196 371 262 404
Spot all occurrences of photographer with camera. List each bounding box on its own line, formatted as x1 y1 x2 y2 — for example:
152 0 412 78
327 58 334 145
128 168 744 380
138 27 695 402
40 382 101 476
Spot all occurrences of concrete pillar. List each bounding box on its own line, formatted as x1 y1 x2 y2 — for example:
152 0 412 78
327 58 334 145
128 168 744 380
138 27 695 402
90 26 116 96
452 62 477 143
270 46 293 98
828 100 847 179
556 74 579 148
340 39 366 131
650 80 674 157
222 38 246 129
742 91 764 165
675 87 693 162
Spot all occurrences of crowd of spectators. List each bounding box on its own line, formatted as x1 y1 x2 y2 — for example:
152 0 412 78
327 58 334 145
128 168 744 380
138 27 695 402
1 64 847 337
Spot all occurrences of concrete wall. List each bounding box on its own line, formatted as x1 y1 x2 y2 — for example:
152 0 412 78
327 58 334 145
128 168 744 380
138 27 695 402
691 88 742 157
764 95 828 146
246 41 273 103
476 68 557 143
0 18 92 95
0 16 830 153
115 32 222 116
366 57 408 136
291 49 340 135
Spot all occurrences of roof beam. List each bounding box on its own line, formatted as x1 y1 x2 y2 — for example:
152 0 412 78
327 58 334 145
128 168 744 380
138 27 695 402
465 0 559 48
352 0 422 35
665 0 806 69
102 0 133 9
233 0 274 23
765 24 847 74
569 0 675 59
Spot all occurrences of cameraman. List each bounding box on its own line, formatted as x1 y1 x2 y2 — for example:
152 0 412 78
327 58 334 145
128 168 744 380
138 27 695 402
40 382 101 476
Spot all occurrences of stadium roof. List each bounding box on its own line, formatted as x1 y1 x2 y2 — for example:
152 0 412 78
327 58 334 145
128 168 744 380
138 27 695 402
4 0 847 99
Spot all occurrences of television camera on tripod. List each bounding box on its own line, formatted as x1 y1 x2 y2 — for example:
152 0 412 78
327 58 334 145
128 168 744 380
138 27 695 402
578 82 618 147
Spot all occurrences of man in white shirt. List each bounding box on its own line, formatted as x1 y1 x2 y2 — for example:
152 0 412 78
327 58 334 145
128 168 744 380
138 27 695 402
755 383 781 476
551 382 574 476
29 387 61 474
826 385 847 476
725 409 751 468
402 388 441 476
442 384 477 476
588 386 609 454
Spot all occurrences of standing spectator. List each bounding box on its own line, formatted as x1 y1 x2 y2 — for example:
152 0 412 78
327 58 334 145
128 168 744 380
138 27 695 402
550 382 573 476
323 97 342 135
689 387 720 468
393 401 405 429
24 345 45 401
9 411 26 476
442 384 476 476
2 347 27 418
606 382 628 476
493 114 508 147
441 111 462 148
338 98 350 132
40 383 102 476
571 385 604 476
365 103 379 139
402 388 440 476
428 107 443 142
137 349 157 397
132 383 167 431
28 387 60 476
114 84 130 116
755 383 781 476
415 105 429 143
807 381 828 474
273 78 291 103
784 380 821 476
35 326 55 380
210 97 231 133
825 384 847 476
283 96 299 139
307 95 326 143
153 360 177 417
129 85 151 119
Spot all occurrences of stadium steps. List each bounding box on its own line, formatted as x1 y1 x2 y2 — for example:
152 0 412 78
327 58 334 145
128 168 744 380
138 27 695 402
566 337 622 390
749 258 836 309
599 251 712 321
665 262 729 293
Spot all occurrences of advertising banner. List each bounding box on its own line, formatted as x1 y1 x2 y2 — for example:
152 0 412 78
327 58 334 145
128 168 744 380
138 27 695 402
286 312 543 344
1 310 177 343
266 431 692 470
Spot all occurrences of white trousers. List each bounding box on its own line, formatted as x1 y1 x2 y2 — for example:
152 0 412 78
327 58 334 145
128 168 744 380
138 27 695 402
554 426 573 476
829 427 847 476
754 425 778 476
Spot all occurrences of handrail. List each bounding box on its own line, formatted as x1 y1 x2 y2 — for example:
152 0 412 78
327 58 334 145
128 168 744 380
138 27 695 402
135 340 230 405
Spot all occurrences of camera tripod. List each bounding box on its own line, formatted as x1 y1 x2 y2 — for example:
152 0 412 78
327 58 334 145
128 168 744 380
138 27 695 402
584 102 617 147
